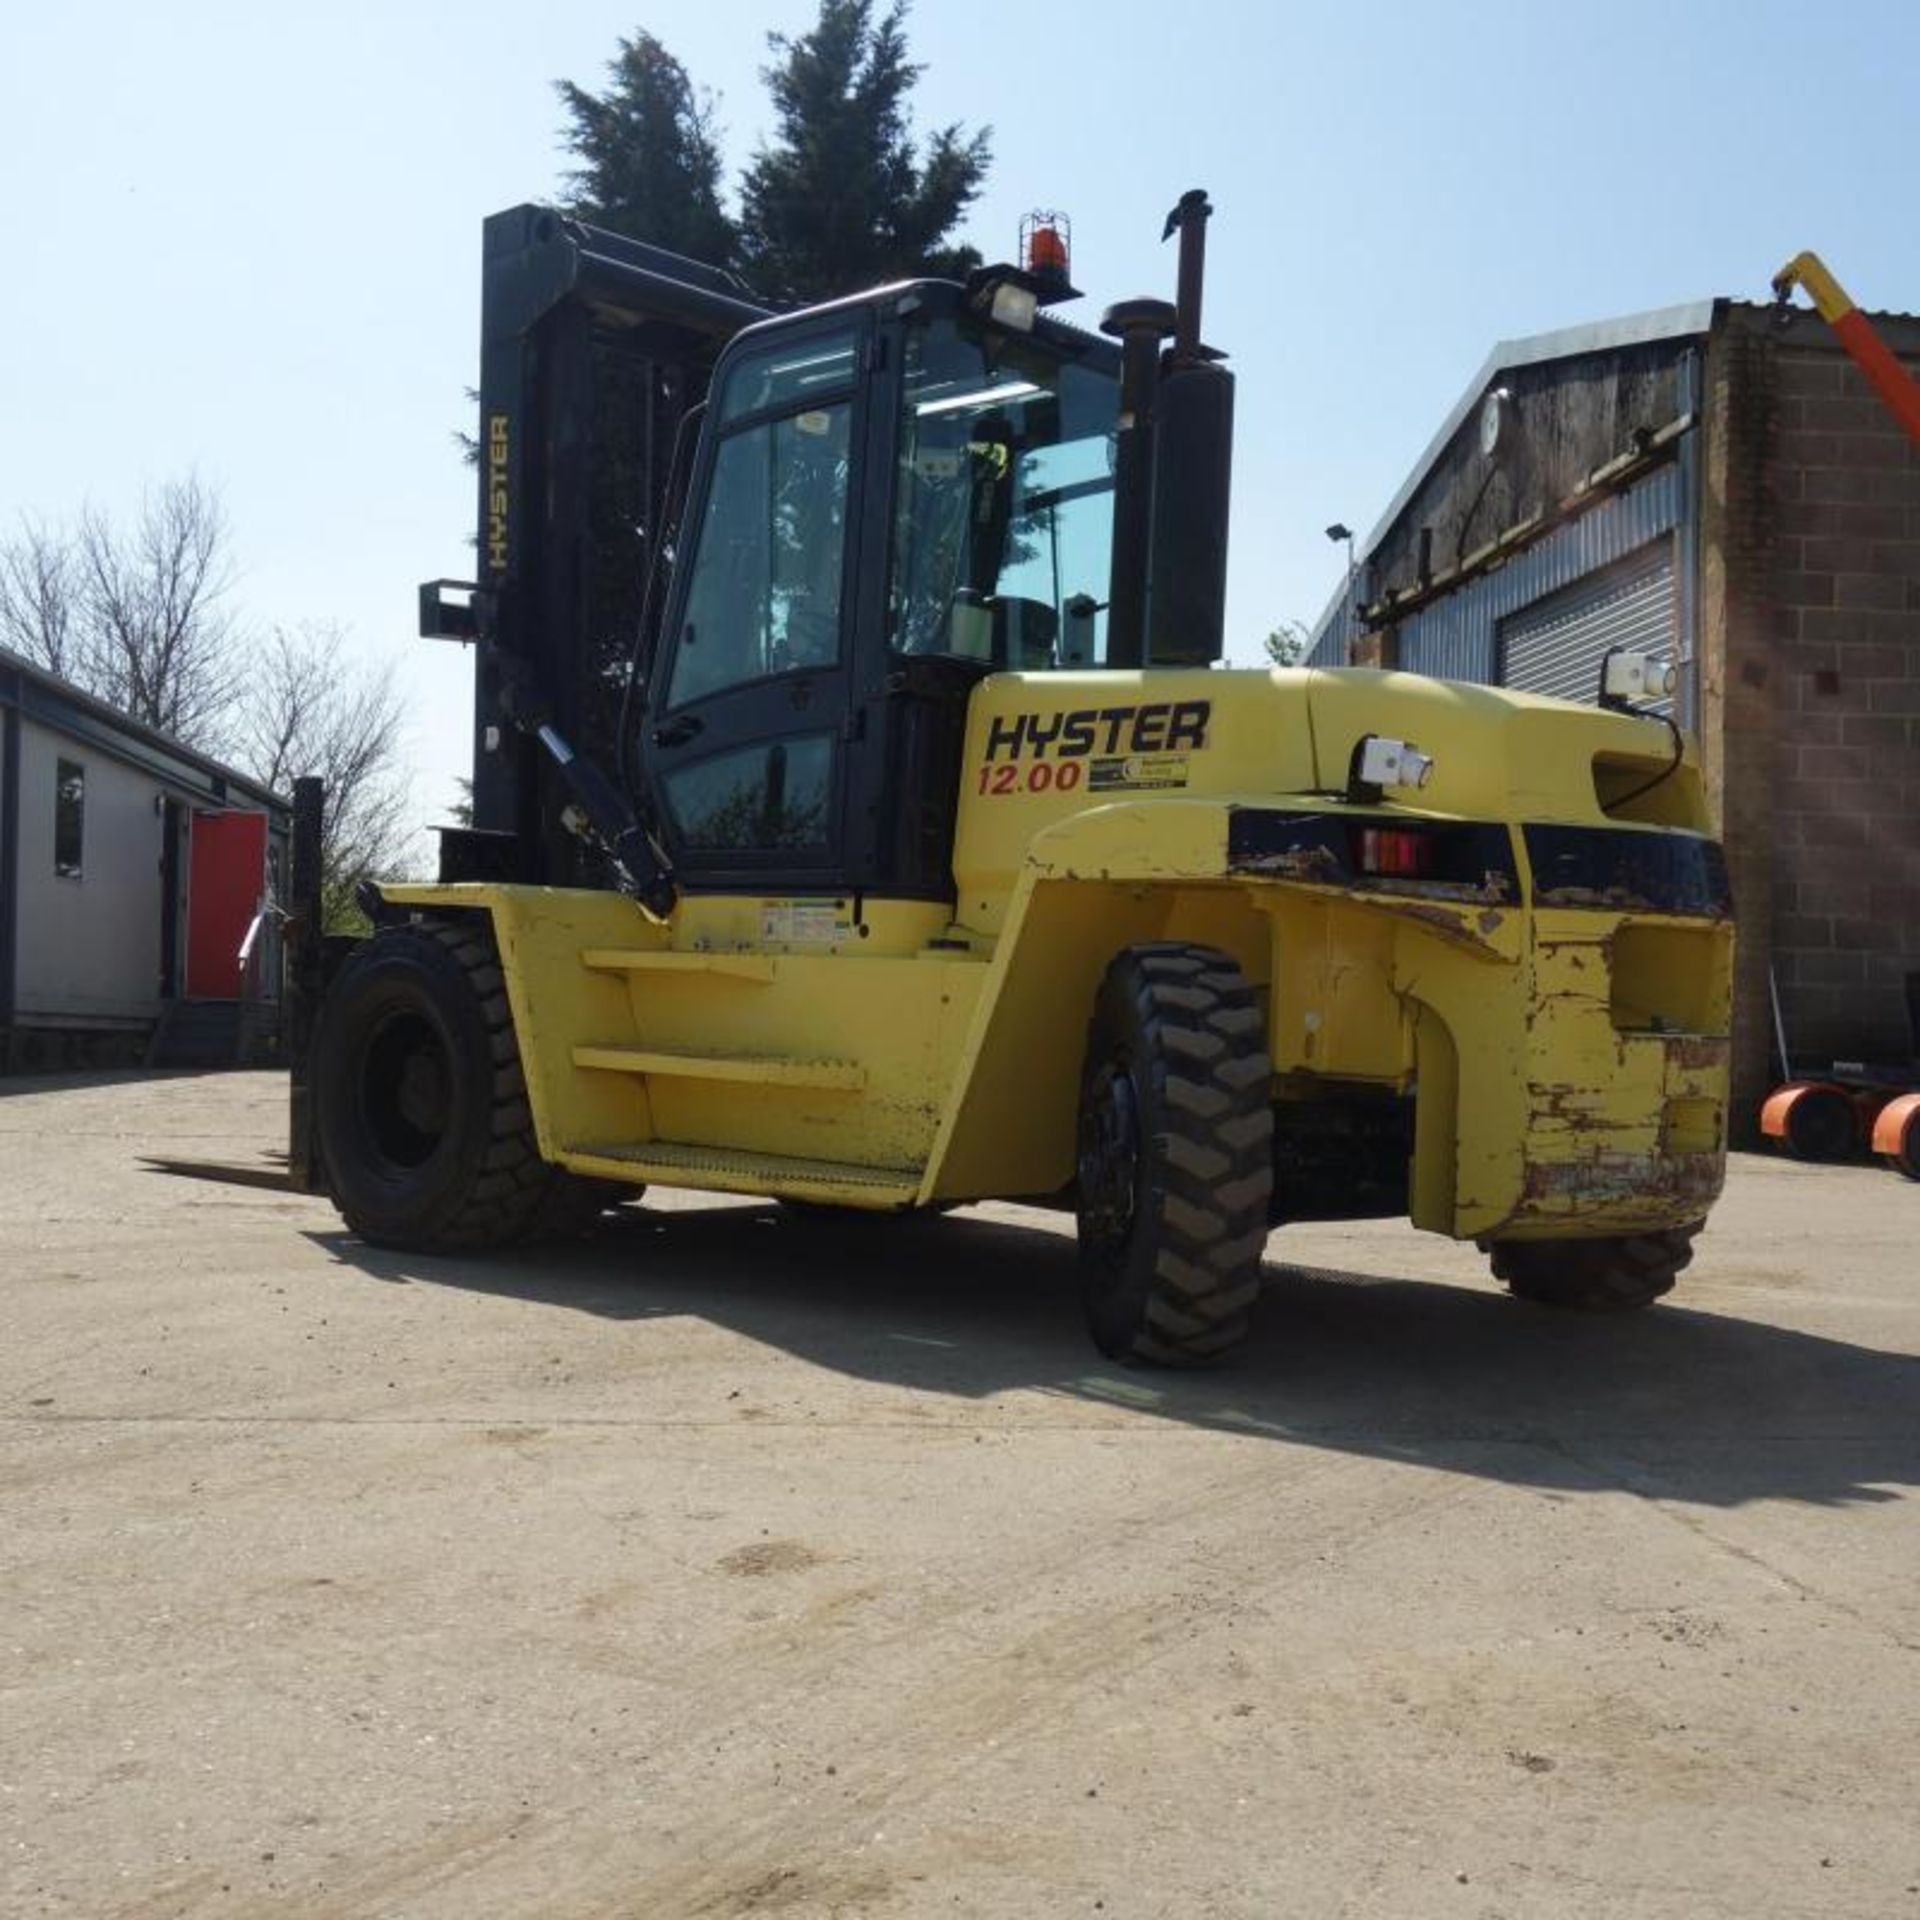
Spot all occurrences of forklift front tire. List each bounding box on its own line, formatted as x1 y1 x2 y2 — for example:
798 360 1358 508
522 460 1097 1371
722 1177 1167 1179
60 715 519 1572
314 919 613 1252
1075 944 1274 1366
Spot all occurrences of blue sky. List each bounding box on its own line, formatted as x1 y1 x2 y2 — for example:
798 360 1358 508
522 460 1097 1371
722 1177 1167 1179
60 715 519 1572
3 0 1914 840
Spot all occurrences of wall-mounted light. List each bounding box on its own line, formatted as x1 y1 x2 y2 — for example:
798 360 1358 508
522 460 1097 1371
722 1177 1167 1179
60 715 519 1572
1479 386 1515 460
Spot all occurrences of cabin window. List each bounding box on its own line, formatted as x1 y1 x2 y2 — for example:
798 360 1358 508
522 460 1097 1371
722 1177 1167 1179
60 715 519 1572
661 734 834 851
889 315 1120 671
54 759 85 878
666 400 854 708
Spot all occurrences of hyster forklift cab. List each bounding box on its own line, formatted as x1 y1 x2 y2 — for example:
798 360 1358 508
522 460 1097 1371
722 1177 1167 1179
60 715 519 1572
644 280 1136 903
297 193 1735 1366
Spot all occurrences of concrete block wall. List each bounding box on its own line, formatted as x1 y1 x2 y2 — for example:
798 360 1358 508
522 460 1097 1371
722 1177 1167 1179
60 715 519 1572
1699 325 1781 1130
1763 333 1920 1075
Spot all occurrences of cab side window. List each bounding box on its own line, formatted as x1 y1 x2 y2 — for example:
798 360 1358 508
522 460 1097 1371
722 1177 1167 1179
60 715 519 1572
665 330 859 710
664 735 835 852
888 317 1118 672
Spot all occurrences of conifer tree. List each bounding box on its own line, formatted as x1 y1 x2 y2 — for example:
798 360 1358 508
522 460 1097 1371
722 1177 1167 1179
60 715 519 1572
737 0 991 305
556 33 738 266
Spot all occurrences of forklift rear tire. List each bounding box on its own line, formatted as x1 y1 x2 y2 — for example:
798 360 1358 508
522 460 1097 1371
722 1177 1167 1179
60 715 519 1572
314 918 616 1252
1487 1226 1698 1312
1075 944 1274 1366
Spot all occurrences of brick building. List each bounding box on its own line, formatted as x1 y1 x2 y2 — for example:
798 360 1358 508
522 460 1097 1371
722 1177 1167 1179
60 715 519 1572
1307 298 1920 1132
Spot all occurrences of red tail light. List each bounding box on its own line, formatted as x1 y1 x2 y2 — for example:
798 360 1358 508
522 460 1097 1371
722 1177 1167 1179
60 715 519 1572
1353 828 1434 879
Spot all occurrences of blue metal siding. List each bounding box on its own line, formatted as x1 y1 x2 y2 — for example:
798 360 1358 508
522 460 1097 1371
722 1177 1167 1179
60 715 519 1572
1305 628 1347 668
1305 593 1358 667
1392 463 1683 687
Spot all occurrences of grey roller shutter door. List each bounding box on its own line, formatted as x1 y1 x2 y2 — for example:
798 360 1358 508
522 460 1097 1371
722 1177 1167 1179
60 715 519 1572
1497 543 1675 709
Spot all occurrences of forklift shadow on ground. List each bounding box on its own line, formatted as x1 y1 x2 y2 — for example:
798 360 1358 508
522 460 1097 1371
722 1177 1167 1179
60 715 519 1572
306 1201 1920 1514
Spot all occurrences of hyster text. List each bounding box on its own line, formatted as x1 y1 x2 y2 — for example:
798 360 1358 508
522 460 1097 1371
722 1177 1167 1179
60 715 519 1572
983 700 1211 763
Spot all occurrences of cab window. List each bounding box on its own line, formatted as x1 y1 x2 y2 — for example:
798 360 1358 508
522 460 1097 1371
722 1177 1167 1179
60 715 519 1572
719 331 859 424
665 329 859 710
889 317 1119 671
662 735 834 851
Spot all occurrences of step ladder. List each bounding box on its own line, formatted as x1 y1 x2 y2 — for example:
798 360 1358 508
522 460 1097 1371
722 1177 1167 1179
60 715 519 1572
567 945 921 1207
566 1138 921 1209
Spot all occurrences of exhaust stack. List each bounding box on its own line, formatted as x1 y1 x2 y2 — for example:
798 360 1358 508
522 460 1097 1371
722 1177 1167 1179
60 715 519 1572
1102 189 1235 671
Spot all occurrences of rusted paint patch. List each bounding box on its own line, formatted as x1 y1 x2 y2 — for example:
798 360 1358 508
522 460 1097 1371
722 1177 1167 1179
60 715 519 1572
1379 870 1513 907
1519 1147 1723 1212
1534 938 1612 969
1235 844 1343 883
1378 898 1519 957
1527 1082 1609 1127
1665 1036 1730 1073
1534 883 1659 912
1393 900 1476 935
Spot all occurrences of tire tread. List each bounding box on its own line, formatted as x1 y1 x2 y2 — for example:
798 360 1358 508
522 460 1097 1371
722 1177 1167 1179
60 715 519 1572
1487 1226 1698 1311
321 918 619 1252
1079 942 1274 1366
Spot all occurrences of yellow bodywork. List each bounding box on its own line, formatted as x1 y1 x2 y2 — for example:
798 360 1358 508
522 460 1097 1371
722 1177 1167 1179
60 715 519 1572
381 666 1732 1241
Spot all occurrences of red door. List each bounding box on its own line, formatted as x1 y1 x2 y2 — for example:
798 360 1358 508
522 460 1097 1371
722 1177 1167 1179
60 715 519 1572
186 810 268 999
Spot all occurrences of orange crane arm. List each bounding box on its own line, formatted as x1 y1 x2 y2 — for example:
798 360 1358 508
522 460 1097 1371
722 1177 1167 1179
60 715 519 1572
1773 250 1920 448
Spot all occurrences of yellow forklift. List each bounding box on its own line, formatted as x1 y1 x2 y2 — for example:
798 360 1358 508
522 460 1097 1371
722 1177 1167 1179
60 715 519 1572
288 193 1733 1364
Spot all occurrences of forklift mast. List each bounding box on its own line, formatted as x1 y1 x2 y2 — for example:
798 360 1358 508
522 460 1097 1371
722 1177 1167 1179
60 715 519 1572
421 206 767 887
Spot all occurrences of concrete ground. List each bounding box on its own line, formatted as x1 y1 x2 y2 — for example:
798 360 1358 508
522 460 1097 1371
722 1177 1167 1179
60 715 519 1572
1 1071 1916 1920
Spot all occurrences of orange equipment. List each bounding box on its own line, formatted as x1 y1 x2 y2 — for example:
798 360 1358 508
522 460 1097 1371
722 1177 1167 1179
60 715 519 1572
1871 1093 1920 1181
1761 1076 1920 1181
1772 250 1920 448
1761 257 1918 1178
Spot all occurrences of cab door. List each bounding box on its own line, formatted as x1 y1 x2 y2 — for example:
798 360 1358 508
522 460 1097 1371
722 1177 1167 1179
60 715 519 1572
644 318 870 893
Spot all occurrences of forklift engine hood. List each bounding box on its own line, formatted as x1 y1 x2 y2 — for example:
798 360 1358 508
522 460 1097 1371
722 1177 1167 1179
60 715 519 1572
946 663 1715 932
1297 668 1707 832
956 664 1708 836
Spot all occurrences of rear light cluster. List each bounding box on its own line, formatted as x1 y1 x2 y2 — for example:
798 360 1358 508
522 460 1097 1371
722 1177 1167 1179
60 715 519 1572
1351 827 1435 880
1225 808 1519 905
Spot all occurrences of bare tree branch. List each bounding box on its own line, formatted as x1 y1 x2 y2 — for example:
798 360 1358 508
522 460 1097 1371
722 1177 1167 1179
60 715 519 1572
73 476 241 745
232 623 413 926
5 478 415 928
0 516 81 675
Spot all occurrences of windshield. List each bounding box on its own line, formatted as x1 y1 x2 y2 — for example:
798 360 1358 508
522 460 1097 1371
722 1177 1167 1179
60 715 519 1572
889 316 1118 671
